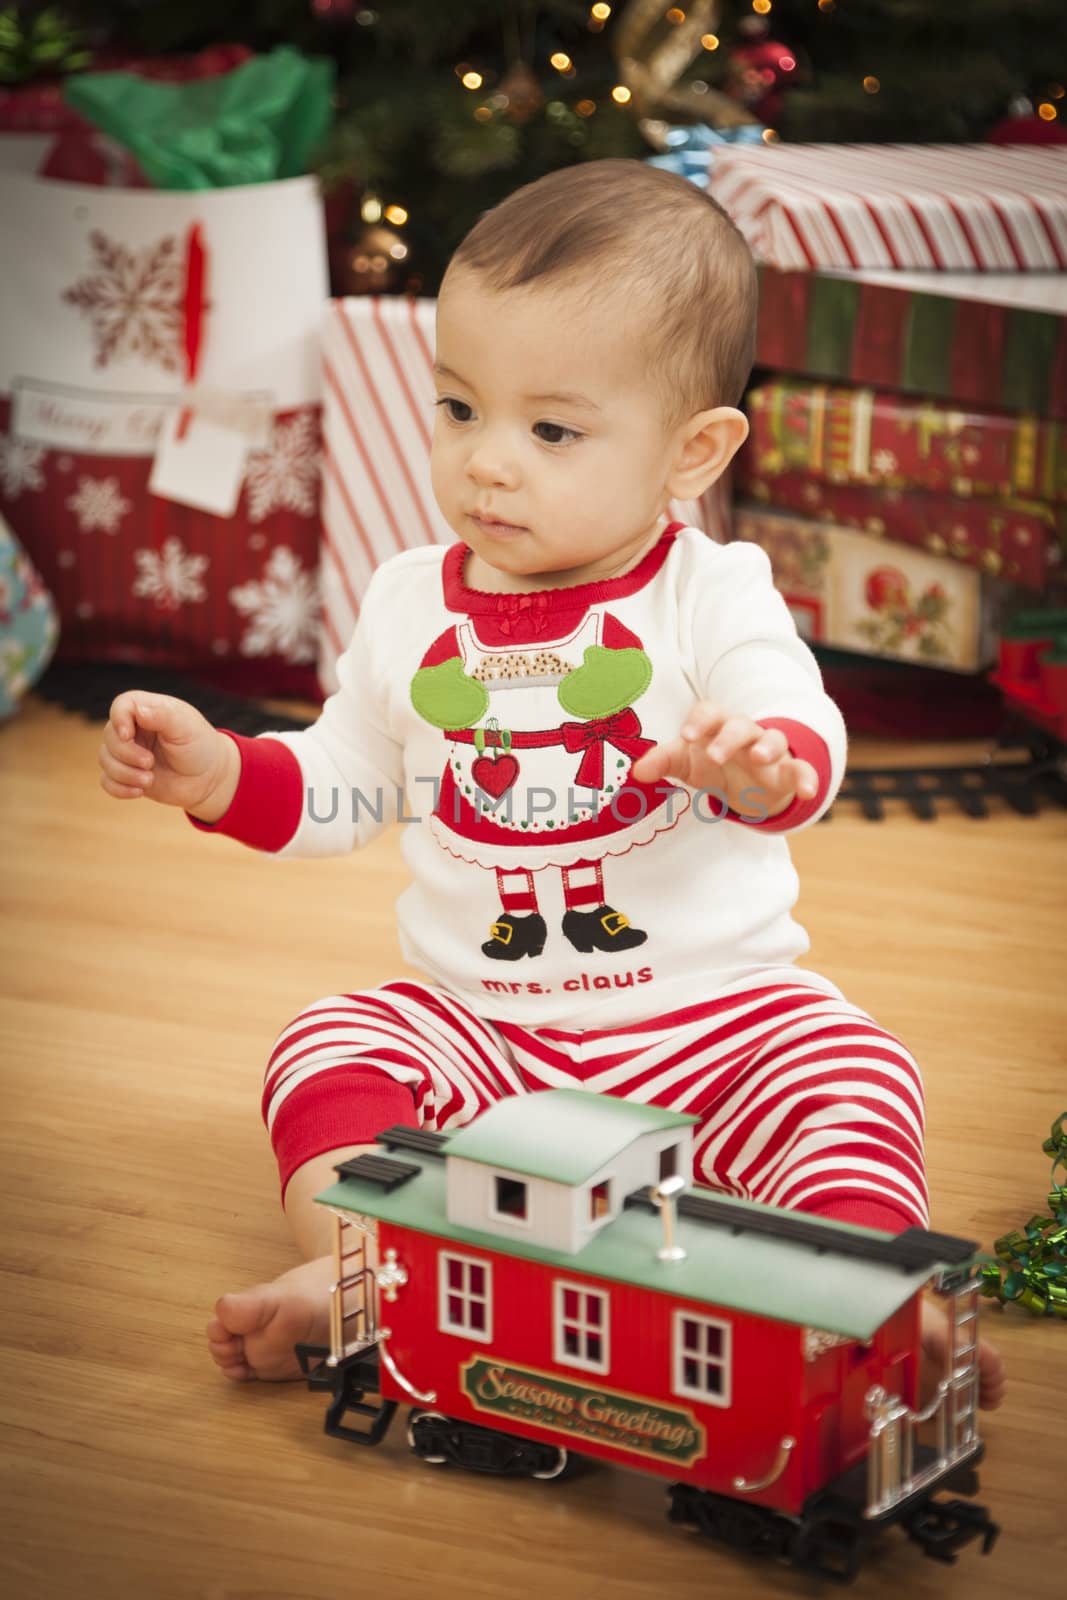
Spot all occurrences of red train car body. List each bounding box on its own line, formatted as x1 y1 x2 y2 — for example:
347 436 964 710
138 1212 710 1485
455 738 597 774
298 1090 997 1580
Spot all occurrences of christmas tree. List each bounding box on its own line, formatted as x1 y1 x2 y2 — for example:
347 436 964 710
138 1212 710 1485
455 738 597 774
7 1 1066 294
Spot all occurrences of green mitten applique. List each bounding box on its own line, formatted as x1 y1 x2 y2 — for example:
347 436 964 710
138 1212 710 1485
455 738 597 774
557 645 652 719
410 658 489 730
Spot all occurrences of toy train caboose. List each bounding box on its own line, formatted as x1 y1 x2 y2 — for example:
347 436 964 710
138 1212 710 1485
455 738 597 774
296 1090 998 1582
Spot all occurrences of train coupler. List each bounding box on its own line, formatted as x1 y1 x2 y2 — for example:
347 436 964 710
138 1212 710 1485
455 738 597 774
901 1497 1000 1563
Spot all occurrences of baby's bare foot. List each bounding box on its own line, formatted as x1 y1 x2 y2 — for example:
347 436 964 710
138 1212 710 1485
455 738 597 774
206 1254 334 1381
920 1297 1005 1411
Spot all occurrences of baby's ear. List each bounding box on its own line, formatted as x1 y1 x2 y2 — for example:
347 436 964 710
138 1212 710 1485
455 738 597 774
666 407 749 501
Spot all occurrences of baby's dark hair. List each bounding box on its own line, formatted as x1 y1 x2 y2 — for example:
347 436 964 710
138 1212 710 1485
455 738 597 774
445 158 758 422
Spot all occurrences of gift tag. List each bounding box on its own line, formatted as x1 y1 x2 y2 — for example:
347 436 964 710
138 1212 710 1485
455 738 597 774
148 390 273 516
149 405 250 518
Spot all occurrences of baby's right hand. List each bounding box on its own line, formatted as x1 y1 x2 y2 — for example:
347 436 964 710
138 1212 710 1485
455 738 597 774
99 691 239 819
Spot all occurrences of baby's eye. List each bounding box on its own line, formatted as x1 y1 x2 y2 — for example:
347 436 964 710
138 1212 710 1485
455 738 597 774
435 397 473 424
533 421 582 446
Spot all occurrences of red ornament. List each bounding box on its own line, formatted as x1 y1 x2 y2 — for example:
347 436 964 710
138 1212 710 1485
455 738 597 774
865 567 911 612
725 19 804 125
987 111 1067 146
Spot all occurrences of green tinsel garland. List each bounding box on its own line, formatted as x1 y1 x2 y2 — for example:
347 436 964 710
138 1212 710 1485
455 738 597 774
978 1112 1067 1318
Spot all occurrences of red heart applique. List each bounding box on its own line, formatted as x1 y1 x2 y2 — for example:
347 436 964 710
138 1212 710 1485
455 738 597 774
472 753 519 798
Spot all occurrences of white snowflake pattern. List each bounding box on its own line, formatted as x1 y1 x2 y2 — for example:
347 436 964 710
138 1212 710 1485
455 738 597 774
132 537 209 611
244 414 322 523
62 229 183 371
0 437 46 498
229 546 320 663
66 475 132 535
870 449 898 475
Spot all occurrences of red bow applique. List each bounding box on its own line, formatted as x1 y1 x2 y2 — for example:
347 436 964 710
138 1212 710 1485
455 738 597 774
559 707 655 789
495 591 550 637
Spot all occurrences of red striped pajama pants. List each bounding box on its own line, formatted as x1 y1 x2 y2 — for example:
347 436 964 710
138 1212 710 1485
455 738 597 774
263 974 928 1234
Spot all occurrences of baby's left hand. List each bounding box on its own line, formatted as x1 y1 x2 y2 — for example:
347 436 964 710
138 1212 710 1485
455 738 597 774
631 700 819 815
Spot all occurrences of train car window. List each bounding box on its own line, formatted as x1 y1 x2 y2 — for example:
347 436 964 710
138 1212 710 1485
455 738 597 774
493 1175 529 1220
438 1251 494 1343
671 1310 732 1407
589 1179 612 1221
658 1145 679 1182
553 1280 611 1374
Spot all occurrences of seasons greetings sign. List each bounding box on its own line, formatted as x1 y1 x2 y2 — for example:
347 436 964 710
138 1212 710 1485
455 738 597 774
461 1358 705 1466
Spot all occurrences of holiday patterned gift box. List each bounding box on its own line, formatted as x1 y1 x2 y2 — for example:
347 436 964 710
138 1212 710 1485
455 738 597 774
0 169 329 695
317 295 728 693
710 144 1067 273
735 467 1059 591
755 267 1067 422
745 379 1067 503
733 506 997 673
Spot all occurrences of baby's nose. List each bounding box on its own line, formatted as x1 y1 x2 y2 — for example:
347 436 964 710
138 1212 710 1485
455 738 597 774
465 437 520 488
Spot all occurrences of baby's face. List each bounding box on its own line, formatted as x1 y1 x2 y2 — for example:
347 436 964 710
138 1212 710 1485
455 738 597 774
431 267 679 586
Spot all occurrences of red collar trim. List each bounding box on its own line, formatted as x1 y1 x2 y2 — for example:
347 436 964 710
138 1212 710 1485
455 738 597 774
441 522 684 616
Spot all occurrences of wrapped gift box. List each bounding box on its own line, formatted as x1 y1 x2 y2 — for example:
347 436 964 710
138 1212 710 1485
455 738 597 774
318 295 729 692
755 267 1067 422
710 144 1067 273
735 467 1058 590
734 506 997 673
746 379 1067 503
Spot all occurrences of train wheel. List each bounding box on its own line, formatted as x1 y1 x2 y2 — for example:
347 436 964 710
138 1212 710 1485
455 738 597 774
406 1409 451 1464
530 1447 570 1481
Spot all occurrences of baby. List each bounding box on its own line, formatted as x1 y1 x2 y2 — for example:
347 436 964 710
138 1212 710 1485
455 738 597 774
98 159 1003 1406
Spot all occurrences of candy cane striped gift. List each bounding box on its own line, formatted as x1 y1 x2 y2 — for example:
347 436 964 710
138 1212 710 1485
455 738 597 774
317 296 729 693
709 144 1067 273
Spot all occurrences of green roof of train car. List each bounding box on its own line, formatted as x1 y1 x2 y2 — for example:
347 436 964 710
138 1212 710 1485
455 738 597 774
316 1166 957 1342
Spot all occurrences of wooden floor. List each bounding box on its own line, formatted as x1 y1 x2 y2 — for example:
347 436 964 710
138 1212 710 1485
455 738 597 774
2 695 1065 1600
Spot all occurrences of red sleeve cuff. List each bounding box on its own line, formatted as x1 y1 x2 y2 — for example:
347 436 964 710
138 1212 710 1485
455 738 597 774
185 730 303 852
728 716 833 831
269 1067 418 1201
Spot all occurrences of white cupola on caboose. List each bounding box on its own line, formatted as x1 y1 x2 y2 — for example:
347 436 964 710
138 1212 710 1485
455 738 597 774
444 1088 697 1255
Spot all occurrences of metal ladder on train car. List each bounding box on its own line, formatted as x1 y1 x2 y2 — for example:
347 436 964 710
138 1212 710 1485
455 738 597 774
865 1275 982 1517
327 1211 378 1366
944 1277 980 1455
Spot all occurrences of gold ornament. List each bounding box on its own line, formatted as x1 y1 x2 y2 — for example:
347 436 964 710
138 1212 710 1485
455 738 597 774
614 0 756 127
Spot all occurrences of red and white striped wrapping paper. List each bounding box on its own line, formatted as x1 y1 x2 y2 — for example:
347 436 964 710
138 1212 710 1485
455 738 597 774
318 295 726 692
709 144 1067 272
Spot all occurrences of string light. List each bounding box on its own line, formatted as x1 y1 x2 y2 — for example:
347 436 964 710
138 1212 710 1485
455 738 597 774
612 84 632 104
752 0 772 13
473 106 493 122
761 128 779 142
591 3 612 17
1038 102 1058 120
361 196 382 222
462 71 483 90
818 0 835 10
576 99 597 116
1049 84 1065 99
701 34 719 51
550 52 572 71
384 205 408 226
666 7 686 22
863 75 880 94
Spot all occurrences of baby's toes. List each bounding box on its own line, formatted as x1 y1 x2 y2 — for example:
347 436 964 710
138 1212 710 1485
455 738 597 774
206 1320 250 1376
